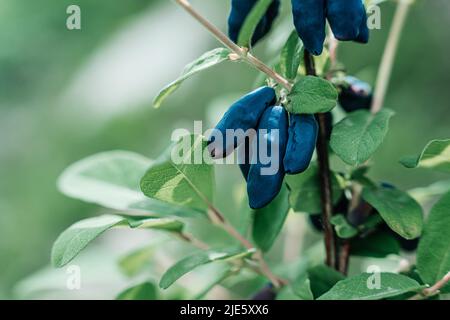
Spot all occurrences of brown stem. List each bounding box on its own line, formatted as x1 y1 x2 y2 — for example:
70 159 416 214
338 241 350 275
371 0 412 114
304 50 337 269
409 272 450 300
174 0 292 91
207 205 285 288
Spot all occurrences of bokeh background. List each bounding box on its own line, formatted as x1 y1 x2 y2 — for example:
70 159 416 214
0 0 449 299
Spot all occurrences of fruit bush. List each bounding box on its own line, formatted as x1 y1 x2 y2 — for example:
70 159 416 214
50 0 450 300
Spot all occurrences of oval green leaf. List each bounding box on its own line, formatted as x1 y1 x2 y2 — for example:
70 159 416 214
417 191 450 292
318 273 423 300
237 0 274 47
279 31 303 80
58 151 202 218
287 76 338 114
51 214 183 268
330 109 395 166
362 187 423 240
140 135 214 212
153 48 232 108
400 139 450 173
116 282 157 300
252 185 290 252
159 248 255 289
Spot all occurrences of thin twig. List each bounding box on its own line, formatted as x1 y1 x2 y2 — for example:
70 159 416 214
174 0 292 91
173 0 287 289
208 206 285 287
371 0 412 114
177 232 210 250
304 50 337 269
409 272 450 300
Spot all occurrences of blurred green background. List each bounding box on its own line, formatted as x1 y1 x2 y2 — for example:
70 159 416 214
0 0 449 299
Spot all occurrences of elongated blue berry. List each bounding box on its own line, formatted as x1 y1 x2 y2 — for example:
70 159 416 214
247 106 288 209
283 114 318 174
327 0 365 41
228 0 280 45
237 134 256 180
208 87 276 158
291 0 326 55
338 76 372 112
355 6 369 43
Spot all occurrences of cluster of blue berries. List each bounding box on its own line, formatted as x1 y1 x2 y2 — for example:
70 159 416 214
208 87 317 209
229 0 369 55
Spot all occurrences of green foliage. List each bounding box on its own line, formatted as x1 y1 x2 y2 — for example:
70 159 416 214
330 109 395 166
237 0 274 47
58 151 202 218
307 265 345 299
153 48 232 108
116 282 157 300
351 231 400 258
140 135 215 212
51 214 182 268
286 165 343 213
29 0 449 301
291 275 314 300
417 191 450 292
318 273 423 300
118 245 157 277
279 31 303 80
159 248 255 289
252 185 290 252
194 267 233 299
400 139 450 173
287 76 338 114
362 187 423 240
330 215 358 239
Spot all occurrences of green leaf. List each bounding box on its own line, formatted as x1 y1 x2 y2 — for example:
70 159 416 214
318 273 423 300
400 139 450 173
286 165 343 213
279 31 303 80
330 214 358 239
237 0 274 47
194 267 233 300
291 275 314 300
159 248 255 289
362 187 423 240
417 191 450 292
58 151 201 218
118 246 156 277
51 214 183 268
252 185 290 251
307 265 345 298
409 179 450 206
153 48 232 108
351 231 400 258
313 48 331 77
330 109 395 166
287 76 338 114
116 282 157 300
140 135 215 212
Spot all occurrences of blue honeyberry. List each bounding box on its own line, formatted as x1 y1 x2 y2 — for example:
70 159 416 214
291 0 327 55
228 0 280 45
237 134 256 180
327 0 365 41
247 106 288 209
251 284 277 300
355 6 369 44
338 76 373 113
284 114 318 175
208 86 276 159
